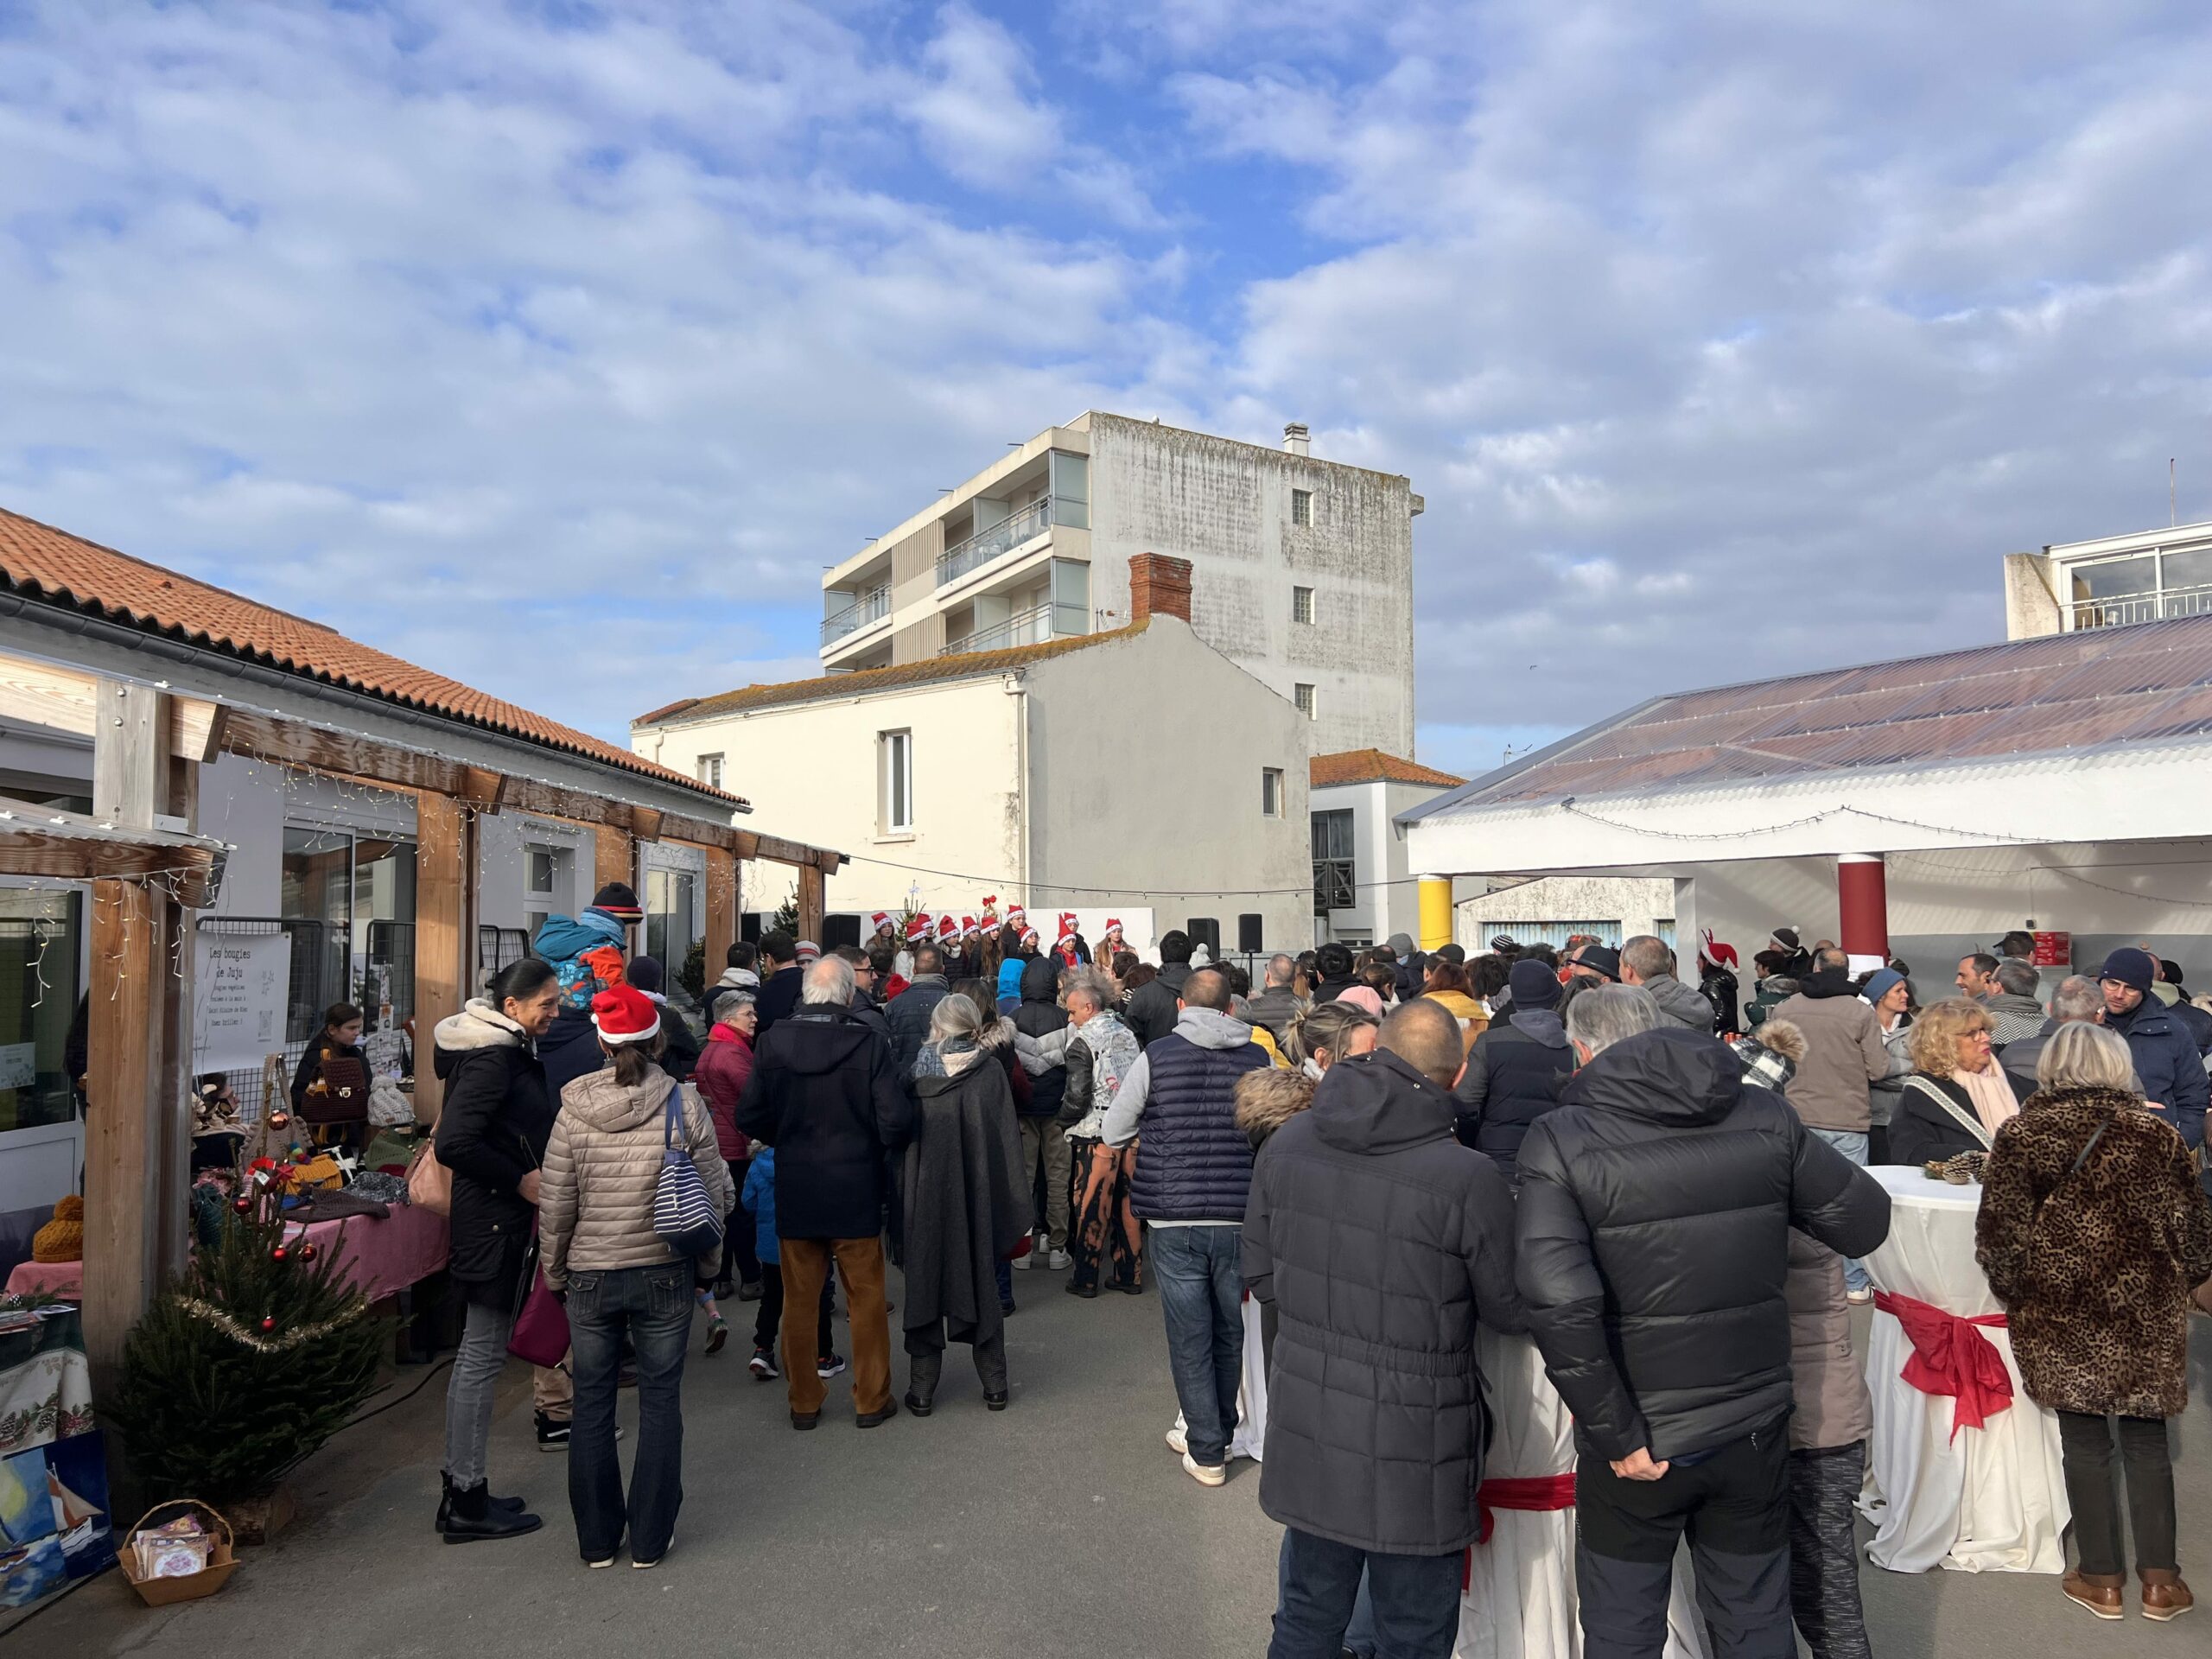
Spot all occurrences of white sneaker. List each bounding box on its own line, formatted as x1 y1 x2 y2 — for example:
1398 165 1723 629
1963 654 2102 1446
633 1530 672 1570
1165 1425 1188 1456
1182 1452 1226 1488
1042 1249 1071 1270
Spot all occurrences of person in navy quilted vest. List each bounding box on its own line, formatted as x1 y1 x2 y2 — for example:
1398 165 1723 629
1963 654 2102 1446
1101 968 1270 1485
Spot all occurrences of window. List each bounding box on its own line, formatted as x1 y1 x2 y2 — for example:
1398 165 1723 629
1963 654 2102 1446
1294 683 1317 720
880 729 914 833
696 753 723 789
280 827 417 1039
524 842 569 941
1292 585 1314 625
645 868 699 972
0 888 83 1131
1262 767 1286 818
1291 488 1313 528
1311 809 1354 915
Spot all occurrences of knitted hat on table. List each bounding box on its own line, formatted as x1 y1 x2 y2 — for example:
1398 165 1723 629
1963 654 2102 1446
33 1196 84 1264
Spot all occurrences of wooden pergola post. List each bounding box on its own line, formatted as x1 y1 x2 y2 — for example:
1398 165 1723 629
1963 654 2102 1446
413 791 469 1120
703 845 735 974
595 824 636 910
796 862 825 944
82 680 178 1380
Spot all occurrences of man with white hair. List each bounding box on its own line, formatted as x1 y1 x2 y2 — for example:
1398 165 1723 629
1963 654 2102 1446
1516 986 1890 1659
736 954 913 1431
2001 974 2139 1096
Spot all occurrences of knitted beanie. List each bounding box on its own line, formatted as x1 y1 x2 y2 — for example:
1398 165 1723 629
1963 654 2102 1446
33 1195 84 1263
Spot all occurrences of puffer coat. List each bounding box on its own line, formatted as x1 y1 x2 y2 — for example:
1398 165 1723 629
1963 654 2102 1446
1243 1049 1526 1554
433 1000 553 1310
539 1062 733 1291
1010 956 1071 1118
1784 1232 1872 1451
1975 1085 2212 1417
1516 1027 1891 1461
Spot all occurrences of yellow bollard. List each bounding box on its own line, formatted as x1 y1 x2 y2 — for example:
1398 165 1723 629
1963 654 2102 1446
1418 875 1453 953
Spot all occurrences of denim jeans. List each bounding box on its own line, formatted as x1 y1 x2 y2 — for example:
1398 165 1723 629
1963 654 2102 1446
1147 1224 1243 1467
442 1300 513 1488
1277 1532 1379 1656
566 1262 692 1563
1808 1129 1871 1293
1270 1528 1462 1659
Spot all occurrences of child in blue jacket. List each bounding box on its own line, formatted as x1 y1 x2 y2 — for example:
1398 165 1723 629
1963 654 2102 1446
742 1148 836 1381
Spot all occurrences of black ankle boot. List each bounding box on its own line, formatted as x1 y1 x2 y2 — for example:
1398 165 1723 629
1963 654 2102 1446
441 1479 542 1544
434 1472 528 1533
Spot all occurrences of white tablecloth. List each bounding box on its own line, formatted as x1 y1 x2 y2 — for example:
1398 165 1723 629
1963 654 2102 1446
1222 1305 1707 1657
1858 1165 2069 1574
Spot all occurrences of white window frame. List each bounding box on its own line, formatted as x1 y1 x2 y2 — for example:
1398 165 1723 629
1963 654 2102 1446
696 753 723 789
1262 766 1286 818
1294 683 1317 720
1291 488 1313 528
880 729 915 835
1292 585 1315 625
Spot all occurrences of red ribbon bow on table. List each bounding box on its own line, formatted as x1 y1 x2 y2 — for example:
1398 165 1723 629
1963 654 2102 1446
1872 1290 2013 1439
1463 1474 1579 1587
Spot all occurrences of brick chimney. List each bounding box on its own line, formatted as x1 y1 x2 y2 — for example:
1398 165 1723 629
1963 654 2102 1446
1128 552 1192 624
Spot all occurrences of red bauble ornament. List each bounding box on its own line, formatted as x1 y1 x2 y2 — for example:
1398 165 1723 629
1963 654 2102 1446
271 1246 288 1262
232 1197 252 1214
297 1243 318 1262
268 1111 290 1131
259 1316 276 1332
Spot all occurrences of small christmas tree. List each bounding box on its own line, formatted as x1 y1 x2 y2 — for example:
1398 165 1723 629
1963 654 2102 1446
772 883 799 935
110 1159 385 1505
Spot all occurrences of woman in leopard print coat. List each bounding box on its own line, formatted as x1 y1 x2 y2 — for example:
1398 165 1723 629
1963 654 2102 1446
1974 1023 2212 1621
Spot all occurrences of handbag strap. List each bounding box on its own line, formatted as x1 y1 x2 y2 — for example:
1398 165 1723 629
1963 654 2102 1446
662 1080 685 1150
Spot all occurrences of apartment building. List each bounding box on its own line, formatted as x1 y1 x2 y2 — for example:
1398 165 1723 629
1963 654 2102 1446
817 411 1421 756
2005 518 2212 639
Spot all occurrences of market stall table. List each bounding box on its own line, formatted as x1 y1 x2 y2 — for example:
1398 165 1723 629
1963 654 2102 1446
1858 1164 2068 1574
3 1202 449 1306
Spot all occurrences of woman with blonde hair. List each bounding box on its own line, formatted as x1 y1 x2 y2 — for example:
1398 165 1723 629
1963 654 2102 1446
1976 1021 2212 1621
1889 998 2024 1165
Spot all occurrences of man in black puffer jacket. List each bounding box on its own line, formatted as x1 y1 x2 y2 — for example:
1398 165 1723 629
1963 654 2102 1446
1452 958 1575 1182
1517 986 1890 1659
1010 954 1073 1266
1247 998 1524 1656
1124 929 1195 1047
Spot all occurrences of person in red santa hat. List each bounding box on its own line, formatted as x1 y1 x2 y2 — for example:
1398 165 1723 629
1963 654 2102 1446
538 983 733 1569
1698 929 1742 1035
869 911 896 947
896 912 931 982
1053 912 1091 969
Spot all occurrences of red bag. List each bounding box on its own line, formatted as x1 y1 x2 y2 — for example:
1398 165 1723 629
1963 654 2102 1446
508 1266 569 1368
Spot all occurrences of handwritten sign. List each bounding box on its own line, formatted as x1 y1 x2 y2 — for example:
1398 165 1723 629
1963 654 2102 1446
194 933 292 1076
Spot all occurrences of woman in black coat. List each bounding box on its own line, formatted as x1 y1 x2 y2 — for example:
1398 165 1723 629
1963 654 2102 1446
1891 998 2024 1166
433 958 561 1543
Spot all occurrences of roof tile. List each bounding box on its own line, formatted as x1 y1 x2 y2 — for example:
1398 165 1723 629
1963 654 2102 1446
0 506 741 806
1311 748 1466 789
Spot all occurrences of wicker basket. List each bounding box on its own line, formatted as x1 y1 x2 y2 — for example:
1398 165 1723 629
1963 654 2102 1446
118 1499 239 1606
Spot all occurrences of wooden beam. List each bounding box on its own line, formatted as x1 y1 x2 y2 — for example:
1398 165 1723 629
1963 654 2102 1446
413 791 468 1120
458 766 507 814
83 878 162 1381
628 806 663 843
174 697 227 765
796 863 825 944
703 846 735 974
218 707 471 795
595 825 636 908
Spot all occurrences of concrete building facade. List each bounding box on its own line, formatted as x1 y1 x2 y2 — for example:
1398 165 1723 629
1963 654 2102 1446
639 560 1316 953
816 412 1420 756
1307 750 1464 949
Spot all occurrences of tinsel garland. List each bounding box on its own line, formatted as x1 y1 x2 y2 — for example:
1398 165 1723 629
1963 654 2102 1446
175 1294 367 1353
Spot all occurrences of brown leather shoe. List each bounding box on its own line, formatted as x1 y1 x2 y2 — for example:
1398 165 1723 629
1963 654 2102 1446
2064 1571 2126 1620
2140 1568 2194 1621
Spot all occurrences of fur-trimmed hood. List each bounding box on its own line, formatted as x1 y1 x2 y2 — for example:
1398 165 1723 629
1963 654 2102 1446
434 997 528 1054
1236 1065 1315 1150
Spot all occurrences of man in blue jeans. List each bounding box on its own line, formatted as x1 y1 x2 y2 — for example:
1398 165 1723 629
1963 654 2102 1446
1102 968 1269 1484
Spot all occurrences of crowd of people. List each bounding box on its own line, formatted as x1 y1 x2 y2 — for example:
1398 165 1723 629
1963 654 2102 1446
418 888 2212 1648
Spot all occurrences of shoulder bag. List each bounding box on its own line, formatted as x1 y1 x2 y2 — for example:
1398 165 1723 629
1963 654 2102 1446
653 1082 724 1259
405 1137 452 1217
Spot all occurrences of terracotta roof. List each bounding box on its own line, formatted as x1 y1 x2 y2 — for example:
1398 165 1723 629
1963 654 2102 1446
0 506 744 807
1408 611 2212 821
1311 748 1467 789
635 620 1152 726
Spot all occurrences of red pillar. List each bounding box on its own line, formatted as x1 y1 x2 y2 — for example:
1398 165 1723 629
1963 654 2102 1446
1838 854 1889 974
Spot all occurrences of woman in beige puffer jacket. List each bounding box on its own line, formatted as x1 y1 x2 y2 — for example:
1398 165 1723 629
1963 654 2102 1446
538 985 732 1571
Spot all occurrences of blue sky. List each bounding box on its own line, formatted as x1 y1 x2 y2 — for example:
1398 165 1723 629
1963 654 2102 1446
4 1 2212 778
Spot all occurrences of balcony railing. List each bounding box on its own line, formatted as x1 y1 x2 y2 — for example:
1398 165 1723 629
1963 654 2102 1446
2069 582 2212 632
821 582 890 646
937 497 1051 588
939 601 1087 657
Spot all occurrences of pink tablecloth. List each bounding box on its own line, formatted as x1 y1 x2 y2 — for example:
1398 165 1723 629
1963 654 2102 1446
4 1203 451 1305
